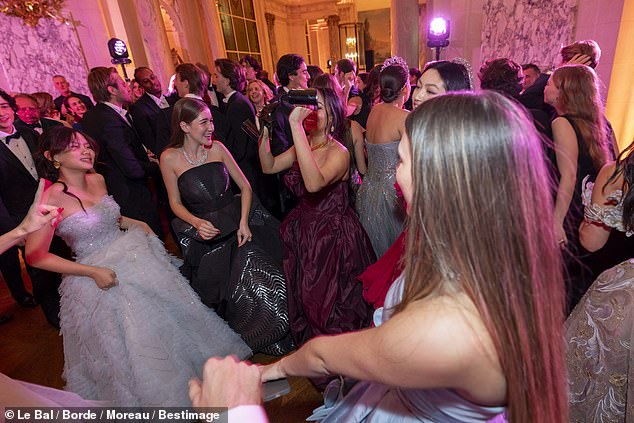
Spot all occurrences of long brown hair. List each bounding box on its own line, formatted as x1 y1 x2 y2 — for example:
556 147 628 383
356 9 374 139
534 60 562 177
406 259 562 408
400 91 567 422
167 97 210 149
552 65 610 169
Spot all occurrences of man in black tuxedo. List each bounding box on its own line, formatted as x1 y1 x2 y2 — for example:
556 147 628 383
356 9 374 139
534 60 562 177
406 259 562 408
14 93 64 134
0 89 62 326
258 54 308 219
270 54 309 156
129 67 176 157
52 75 94 114
212 60 260 184
81 67 163 238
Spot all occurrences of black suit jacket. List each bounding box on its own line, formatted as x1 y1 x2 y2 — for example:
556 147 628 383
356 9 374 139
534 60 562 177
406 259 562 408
519 73 555 117
0 127 40 233
81 103 161 234
129 93 175 156
215 92 257 163
270 90 295 156
15 118 63 134
54 92 94 113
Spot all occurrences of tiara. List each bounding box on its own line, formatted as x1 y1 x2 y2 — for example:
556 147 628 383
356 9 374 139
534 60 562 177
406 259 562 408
451 57 474 90
381 56 409 73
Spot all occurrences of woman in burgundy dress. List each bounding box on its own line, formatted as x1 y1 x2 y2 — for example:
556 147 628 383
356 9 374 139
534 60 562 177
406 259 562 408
259 87 375 347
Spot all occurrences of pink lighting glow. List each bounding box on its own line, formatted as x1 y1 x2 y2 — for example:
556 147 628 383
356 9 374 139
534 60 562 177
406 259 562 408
429 17 448 37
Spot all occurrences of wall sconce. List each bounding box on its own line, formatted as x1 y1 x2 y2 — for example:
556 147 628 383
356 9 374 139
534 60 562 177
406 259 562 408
346 37 356 48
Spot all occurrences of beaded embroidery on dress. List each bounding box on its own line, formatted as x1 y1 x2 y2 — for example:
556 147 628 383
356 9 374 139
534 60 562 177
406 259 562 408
55 196 251 406
567 178 634 421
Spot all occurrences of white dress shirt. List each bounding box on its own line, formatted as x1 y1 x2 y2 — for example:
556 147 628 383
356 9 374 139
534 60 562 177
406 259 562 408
147 93 170 109
0 127 38 180
103 102 132 126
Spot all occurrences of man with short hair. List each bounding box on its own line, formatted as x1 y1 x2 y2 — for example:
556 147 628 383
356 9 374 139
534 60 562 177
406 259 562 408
258 54 309 219
270 54 308 156
81 67 163 238
174 63 209 100
14 93 63 134
334 58 362 116
129 67 175 157
240 55 276 94
521 64 541 91
0 89 62 327
52 75 94 113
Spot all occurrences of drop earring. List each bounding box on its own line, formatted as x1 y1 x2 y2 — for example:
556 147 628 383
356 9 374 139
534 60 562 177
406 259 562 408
53 160 61 169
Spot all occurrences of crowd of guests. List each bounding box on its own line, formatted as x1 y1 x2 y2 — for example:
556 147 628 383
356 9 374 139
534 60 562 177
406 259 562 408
1 37 633 422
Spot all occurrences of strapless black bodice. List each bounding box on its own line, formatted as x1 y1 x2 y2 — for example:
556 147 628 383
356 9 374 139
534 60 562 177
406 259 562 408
173 161 292 355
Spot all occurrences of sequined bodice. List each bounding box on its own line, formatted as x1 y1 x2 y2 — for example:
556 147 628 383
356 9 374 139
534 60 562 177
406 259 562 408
177 162 234 214
582 176 632 236
56 196 123 259
363 141 400 183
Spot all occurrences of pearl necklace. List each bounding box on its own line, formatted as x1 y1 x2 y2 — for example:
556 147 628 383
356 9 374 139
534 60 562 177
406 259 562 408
182 148 208 166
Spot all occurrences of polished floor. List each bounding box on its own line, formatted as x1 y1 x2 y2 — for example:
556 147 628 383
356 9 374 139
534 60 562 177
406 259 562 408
0 253 322 422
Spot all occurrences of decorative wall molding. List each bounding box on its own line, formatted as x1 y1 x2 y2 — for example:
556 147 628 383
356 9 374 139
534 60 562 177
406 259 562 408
0 12 89 95
481 0 578 70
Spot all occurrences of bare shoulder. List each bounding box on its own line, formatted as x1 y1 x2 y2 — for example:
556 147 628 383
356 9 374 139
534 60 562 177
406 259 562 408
329 139 351 158
552 116 574 132
210 141 230 161
160 147 179 164
378 294 503 393
86 172 107 192
43 182 66 205
350 120 364 136
596 161 619 190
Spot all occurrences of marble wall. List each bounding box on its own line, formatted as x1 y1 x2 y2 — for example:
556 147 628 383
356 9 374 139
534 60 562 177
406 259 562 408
481 0 578 70
0 13 90 96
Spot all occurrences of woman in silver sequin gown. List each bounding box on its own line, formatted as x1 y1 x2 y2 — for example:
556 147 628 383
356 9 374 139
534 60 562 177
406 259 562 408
26 127 251 406
160 98 292 355
355 60 409 258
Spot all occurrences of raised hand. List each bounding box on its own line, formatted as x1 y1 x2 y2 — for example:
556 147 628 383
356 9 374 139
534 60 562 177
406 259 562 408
565 54 592 66
289 106 315 125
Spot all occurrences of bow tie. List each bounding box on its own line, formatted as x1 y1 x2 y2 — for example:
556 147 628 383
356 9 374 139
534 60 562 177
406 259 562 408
26 122 42 129
4 132 21 144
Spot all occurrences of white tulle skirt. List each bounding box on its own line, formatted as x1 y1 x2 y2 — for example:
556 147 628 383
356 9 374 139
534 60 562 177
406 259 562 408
59 227 251 406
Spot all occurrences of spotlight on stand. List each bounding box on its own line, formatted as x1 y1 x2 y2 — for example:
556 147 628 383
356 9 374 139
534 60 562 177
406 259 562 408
427 17 450 61
108 38 132 82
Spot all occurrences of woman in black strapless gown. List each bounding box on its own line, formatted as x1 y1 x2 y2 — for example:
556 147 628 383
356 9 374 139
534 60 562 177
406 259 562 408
160 98 292 355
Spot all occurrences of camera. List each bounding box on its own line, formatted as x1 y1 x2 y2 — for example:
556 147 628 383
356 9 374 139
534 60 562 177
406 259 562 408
259 89 318 129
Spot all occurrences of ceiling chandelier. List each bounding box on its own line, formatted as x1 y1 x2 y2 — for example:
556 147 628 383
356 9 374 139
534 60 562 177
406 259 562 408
0 0 69 27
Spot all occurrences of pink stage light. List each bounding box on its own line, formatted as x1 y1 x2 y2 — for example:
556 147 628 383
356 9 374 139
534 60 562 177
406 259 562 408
429 17 448 37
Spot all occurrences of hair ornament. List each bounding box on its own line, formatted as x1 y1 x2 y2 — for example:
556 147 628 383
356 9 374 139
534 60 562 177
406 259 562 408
381 56 409 74
451 57 474 90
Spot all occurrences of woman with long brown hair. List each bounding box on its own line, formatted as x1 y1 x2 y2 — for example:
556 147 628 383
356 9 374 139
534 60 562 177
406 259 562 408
160 97 291 355
544 64 612 308
261 91 568 422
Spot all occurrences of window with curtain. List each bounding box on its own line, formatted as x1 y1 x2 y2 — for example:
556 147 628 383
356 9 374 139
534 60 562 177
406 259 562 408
217 0 261 64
